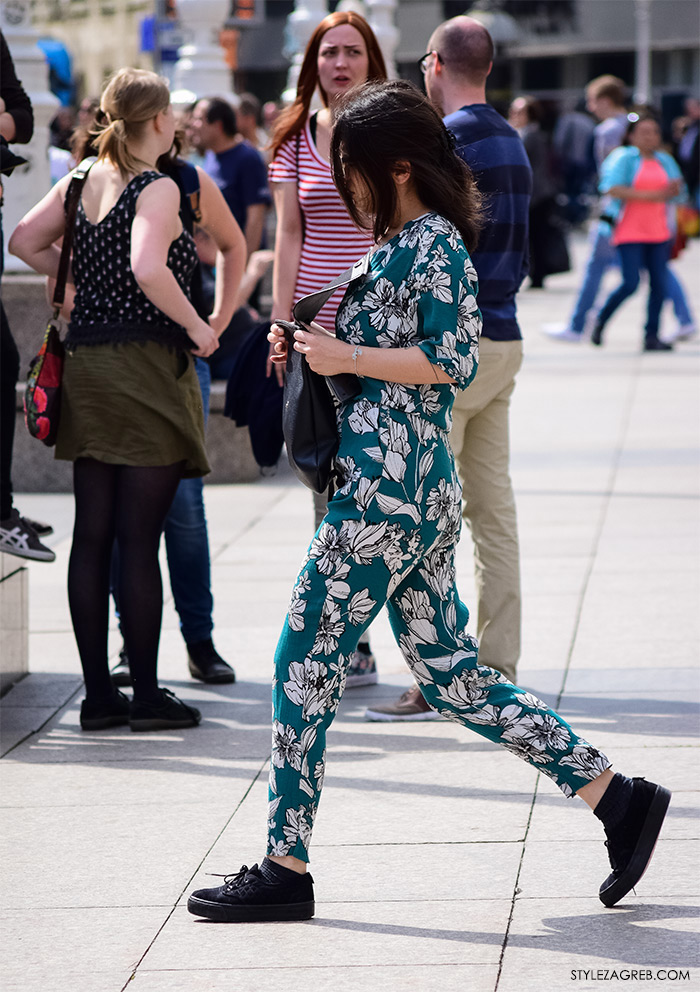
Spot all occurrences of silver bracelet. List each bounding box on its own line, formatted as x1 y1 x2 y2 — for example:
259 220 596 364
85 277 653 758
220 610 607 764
352 345 364 377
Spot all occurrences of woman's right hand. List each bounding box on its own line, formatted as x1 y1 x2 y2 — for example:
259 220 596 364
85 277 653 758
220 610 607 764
188 318 219 358
267 321 291 385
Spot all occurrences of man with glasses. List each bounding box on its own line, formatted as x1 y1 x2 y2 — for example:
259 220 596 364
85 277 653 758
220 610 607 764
366 16 532 720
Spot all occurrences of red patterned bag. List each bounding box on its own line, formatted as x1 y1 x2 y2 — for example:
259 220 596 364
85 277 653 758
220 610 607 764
24 317 65 446
23 157 95 447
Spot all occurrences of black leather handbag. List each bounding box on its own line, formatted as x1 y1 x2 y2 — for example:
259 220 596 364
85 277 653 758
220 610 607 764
279 253 369 493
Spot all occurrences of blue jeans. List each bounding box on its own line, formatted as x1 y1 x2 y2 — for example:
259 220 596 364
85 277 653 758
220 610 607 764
163 357 214 645
569 223 691 332
596 241 670 342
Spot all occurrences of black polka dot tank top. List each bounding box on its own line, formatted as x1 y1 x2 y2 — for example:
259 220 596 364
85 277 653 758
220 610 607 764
67 170 198 350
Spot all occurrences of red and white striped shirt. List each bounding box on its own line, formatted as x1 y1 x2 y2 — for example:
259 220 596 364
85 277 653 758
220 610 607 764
269 117 373 330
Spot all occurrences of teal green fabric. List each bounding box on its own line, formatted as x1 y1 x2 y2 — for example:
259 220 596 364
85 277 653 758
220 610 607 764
268 214 611 862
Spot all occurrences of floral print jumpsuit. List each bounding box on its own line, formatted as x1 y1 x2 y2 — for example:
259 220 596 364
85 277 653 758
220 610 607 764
268 213 611 861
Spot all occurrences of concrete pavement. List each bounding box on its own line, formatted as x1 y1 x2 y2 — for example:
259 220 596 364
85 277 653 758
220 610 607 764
1 232 699 992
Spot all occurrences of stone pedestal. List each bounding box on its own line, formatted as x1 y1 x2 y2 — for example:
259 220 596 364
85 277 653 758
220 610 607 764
172 0 233 101
365 0 399 78
0 553 28 696
1 0 59 273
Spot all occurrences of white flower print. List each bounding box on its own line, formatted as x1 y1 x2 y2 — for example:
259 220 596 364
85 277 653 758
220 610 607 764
426 477 460 531
364 277 405 334
462 703 523 728
282 805 313 850
378 418 411 483
435 668 498 709
268 837 291 857
417 384 443 417
346 518 390 566
502 713 572 754
347 587 376 626
381 524 412 573
335 456 361 496
354 476 381 512
271 720 302 770
399 587 439 644
427 266 453 305
325 577 351 600
558 743 611 781
406 413 437 445
312 599 345 655
381 382 416 412
288 574 310 632
348 399 380 435
500 735 552 764
283 656 336 721
309 522 351 575
418 548 455 599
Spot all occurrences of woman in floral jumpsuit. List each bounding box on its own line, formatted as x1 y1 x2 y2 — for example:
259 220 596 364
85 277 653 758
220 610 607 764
188 81 670 924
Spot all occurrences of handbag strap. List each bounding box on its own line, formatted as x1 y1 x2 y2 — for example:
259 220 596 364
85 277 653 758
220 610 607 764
52 156 97 317
292 252 371 327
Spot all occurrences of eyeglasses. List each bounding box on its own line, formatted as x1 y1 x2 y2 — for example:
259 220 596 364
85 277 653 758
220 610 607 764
417 51 444 74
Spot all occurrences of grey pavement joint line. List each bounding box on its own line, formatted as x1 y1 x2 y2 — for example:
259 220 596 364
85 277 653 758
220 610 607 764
553 362 642 712
208 488 292 563
123 757 269 991
494 780 541 991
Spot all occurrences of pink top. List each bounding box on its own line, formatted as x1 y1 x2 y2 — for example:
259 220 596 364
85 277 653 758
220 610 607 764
613 158 671 246
268 118 373 329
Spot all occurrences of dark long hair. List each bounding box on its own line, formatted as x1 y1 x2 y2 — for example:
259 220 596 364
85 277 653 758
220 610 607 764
269 11 386 159
331 80 482 251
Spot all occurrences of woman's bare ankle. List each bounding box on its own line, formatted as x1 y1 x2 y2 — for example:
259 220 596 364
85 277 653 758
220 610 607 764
267 854 307 874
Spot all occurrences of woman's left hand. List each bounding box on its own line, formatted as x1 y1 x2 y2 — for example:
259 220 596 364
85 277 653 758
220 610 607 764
293 321 351 376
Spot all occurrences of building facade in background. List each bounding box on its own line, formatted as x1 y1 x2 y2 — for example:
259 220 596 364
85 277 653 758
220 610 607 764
27 0 700 114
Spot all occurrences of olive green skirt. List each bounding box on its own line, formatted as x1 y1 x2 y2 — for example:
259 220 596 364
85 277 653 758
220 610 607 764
56 340 210 478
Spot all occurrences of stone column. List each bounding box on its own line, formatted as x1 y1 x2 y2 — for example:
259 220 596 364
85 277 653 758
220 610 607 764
172 0 233 103
634 0 652 105
1 0 58 273
282 0 329 105
365 0 399 79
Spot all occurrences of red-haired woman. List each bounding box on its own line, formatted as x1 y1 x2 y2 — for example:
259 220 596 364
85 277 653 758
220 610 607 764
268 11 387 687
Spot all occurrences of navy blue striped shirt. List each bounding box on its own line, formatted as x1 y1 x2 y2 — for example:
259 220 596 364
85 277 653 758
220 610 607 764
444 104 532 341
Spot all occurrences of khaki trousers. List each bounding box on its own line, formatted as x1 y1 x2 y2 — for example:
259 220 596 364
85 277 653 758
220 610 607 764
449 337 523 682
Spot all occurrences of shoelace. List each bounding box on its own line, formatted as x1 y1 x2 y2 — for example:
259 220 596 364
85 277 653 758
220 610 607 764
207 864 263 891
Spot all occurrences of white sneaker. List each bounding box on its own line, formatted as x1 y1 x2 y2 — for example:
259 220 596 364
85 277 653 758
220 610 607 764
664 322 697 343
542 323 584 342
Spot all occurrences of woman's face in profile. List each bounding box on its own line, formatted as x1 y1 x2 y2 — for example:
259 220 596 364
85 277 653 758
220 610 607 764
317 25 370 103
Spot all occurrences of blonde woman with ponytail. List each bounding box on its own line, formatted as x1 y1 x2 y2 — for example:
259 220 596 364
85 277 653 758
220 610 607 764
10 68 221 732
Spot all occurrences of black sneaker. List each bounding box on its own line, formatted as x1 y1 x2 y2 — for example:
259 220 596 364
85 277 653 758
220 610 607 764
0 508 56 562
590 322 604 346
21 515 54 537
187 638 236 684
110 646 131 687
129 688 201 732
187 860 315 922
643 337 673 352
80 689 130 730
599 777 671 907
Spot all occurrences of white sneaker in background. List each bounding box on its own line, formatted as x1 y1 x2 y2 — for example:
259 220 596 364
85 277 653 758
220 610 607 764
663 322 697 344
542 323 584 342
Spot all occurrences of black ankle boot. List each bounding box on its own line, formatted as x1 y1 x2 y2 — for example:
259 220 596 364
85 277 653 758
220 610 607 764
598 777 671 907
591 322 605 346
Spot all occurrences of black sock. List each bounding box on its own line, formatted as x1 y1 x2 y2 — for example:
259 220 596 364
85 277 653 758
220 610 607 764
260 857 305 883
594 772 634 830
356 641 371 655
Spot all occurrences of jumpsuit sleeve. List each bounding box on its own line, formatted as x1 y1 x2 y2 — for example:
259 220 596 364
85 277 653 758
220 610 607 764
413 232 481 390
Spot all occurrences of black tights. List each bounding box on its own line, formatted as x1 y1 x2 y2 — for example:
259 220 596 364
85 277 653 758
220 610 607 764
69 458 183 704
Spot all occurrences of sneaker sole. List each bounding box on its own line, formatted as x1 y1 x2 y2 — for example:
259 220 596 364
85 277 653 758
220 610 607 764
0 545 56 562
364 708 441 722
130 717 201 732
346 672 379 688
188 664 236 685
599 785 671 908
187 894 315 922
80 715 130 731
